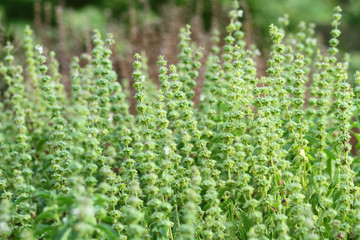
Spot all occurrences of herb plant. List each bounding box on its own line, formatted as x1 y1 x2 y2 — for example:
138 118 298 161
0 2 359 240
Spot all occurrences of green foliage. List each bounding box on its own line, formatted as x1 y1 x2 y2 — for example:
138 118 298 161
65 6 106 33
0 3 360 240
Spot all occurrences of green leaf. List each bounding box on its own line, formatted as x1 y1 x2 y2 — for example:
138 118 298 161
36 137 48 152
240 211 252 232
93 193 110 207
14 196 29 204
35 224 55 238
304 135 318 145
217 186 228 199
203 203 211 212
219 102 228 112
101 215 116 224
159 226 168 238
309 193 319 210
352 132 360 150
351 121 360 129
324 148 336 180
305 182 315 201
93 223 119 240
34 190 51 199
35 210 56 224
52 226 71 240
56 195 75 206
306 153 314 162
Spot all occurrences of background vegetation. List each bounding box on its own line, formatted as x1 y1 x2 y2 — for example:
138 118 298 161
0 0 359 80
0 1 360 239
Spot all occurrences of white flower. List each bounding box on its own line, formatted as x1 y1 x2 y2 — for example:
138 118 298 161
278 17 286 23
0 222 10 234
72 207 80 216
164 146 171 156
238 10 243 18
35 45 43 54
305 37 317 46
312 39 317 46
200 94 205 101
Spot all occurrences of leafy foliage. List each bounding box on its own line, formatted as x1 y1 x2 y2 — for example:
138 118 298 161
0 2 359 240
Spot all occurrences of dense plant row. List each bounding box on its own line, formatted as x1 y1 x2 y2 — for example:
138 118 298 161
0 2 360 239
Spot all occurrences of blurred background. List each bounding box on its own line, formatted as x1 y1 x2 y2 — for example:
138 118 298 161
0 0 359 88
